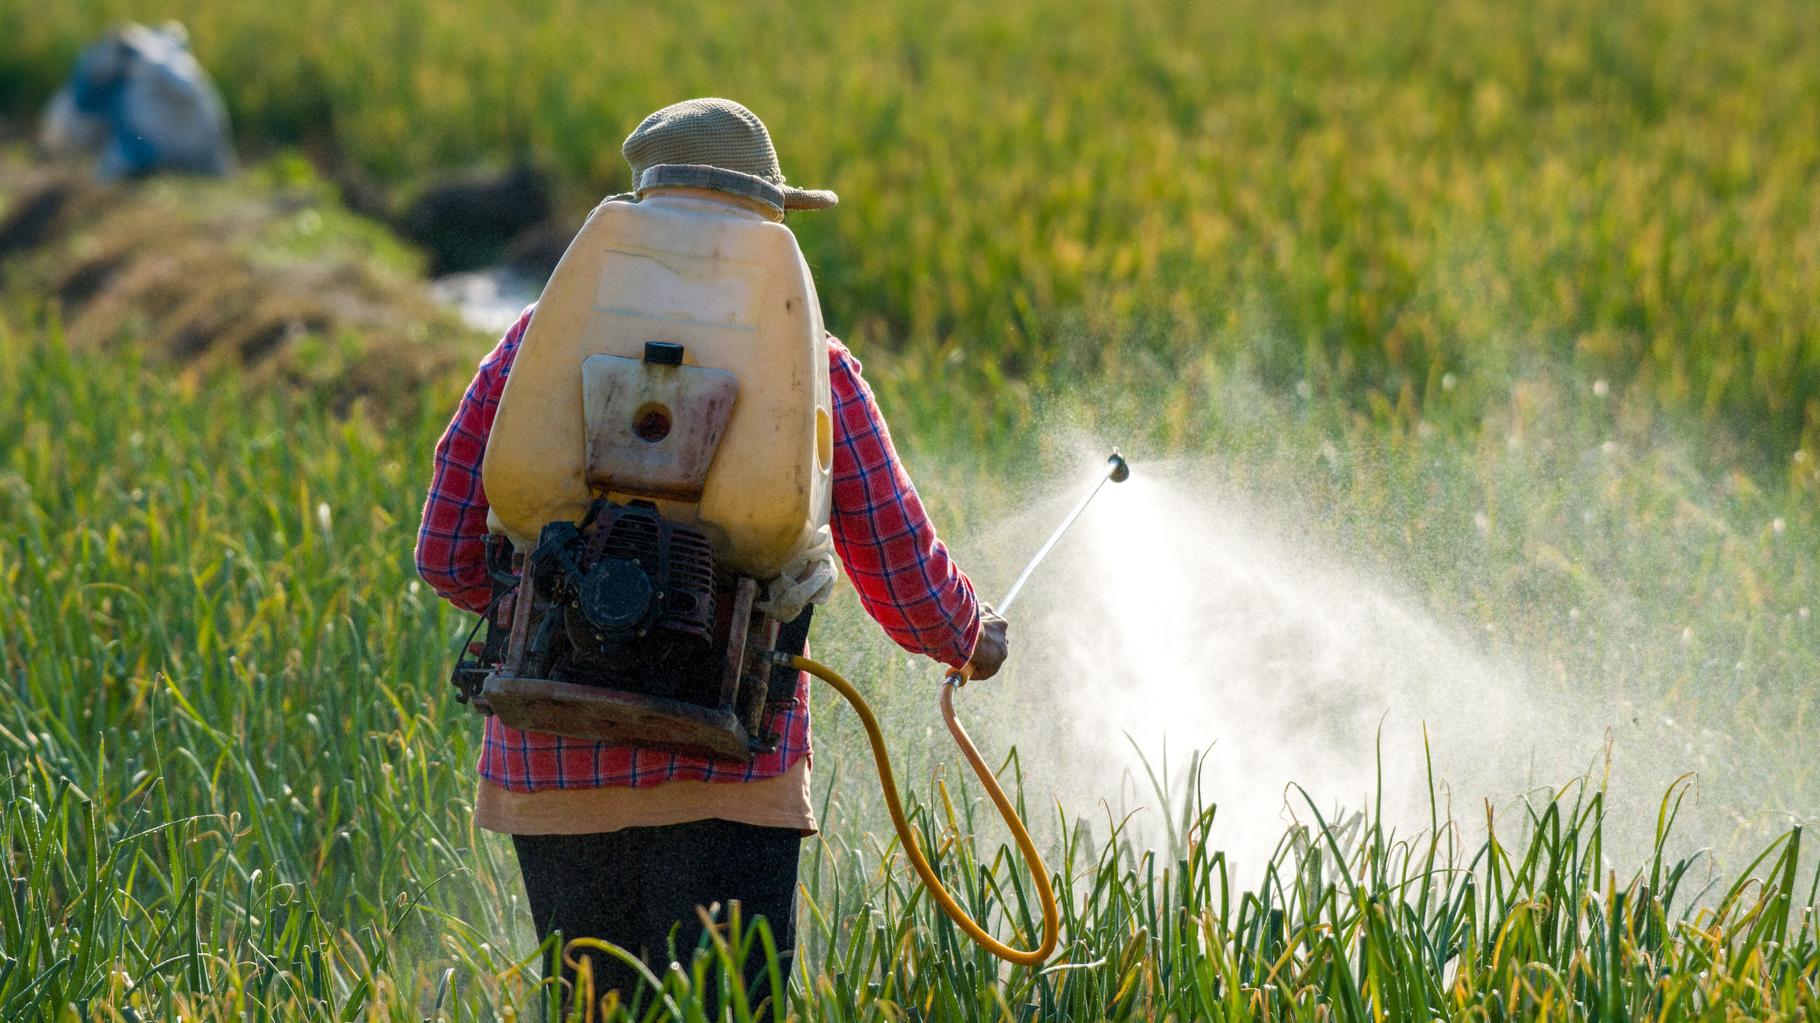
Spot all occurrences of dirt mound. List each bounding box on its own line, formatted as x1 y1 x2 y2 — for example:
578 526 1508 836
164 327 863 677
0 155 484 413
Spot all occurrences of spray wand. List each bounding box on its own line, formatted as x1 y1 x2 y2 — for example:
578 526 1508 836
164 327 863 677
786 451 1130 966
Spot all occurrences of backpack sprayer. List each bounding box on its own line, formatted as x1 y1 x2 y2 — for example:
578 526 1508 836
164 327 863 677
450 184 1125 966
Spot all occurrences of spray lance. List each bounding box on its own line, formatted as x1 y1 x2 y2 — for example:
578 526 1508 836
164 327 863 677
784 450 1131 966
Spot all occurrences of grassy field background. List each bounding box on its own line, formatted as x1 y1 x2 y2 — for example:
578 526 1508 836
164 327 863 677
4 0 1819 455
3 0 1819 1018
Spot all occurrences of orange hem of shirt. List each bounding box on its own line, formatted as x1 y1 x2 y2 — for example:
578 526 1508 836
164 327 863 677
475 757 816 837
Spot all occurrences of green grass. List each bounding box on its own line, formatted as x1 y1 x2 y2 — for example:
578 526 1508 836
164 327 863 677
3 313 1818 1020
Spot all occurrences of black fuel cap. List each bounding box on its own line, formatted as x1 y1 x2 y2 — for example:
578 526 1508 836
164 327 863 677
644 341 685 365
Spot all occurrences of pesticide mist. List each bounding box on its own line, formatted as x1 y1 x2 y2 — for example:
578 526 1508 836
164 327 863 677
962 453 1812 877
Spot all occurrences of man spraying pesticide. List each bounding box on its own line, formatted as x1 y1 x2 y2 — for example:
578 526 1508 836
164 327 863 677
416 98 1120 1007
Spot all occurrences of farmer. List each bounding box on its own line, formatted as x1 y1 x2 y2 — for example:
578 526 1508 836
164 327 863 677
415 98 1009 1007
39 21 234 179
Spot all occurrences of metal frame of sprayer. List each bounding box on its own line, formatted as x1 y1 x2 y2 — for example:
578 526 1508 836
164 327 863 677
448 340 810 763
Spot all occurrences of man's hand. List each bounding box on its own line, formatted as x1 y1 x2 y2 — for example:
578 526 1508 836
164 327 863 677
967 604 1010 680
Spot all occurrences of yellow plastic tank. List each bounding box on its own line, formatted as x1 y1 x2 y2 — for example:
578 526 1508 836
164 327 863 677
483 189 834 580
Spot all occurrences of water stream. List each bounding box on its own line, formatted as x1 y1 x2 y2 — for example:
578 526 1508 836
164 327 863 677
429 265 543 334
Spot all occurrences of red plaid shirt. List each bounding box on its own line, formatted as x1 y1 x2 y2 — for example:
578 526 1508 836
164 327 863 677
417 306 981 792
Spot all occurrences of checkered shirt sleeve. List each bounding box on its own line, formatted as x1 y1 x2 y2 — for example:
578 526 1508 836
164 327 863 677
414 309 529 614
825 336 981 668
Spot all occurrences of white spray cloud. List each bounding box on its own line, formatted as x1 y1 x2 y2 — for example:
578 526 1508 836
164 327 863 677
958 456 1696 872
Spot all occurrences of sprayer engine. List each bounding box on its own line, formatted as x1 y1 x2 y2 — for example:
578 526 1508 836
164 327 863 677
466 492 800 761
524 499 719 702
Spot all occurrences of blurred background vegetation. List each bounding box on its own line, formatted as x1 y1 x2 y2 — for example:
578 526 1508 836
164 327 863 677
4 0 1817 462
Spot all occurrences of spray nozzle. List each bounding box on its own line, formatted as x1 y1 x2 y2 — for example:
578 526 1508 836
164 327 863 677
1107 450 1130 483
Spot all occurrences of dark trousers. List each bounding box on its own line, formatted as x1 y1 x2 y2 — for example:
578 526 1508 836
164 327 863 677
512 819 802 1012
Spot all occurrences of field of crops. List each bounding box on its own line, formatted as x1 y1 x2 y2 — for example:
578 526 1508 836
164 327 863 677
6 0 1820 454
2 331 1815 1019
4 0 1820 1019
3 331 1805 1012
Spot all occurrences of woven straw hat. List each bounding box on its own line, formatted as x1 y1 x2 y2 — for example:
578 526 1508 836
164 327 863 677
622 98 837 214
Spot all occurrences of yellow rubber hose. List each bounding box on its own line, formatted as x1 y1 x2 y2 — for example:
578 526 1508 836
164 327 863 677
788 655 1061 966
